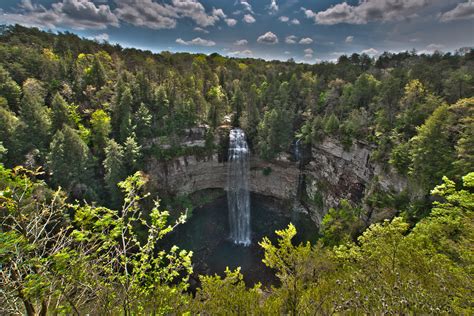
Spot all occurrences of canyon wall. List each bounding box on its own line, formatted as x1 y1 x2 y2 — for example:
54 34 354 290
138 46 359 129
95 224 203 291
146 137 407 226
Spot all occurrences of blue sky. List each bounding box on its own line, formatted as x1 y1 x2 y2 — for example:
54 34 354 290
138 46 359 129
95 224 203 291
0 0 473 62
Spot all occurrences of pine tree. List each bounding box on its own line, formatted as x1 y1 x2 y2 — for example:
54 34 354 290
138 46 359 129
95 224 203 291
103 139 126 207
17 78 51 158
50 92 72 132
48 125 91 194
90 109 111 156
111 86 132 143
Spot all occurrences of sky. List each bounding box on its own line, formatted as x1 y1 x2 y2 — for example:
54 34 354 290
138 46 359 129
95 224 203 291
0 0 473 62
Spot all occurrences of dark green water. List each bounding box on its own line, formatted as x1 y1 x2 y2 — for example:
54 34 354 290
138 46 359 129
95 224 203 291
165 193 317 287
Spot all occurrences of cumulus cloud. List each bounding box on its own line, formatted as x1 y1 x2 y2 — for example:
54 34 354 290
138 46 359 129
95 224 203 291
268 0 279 14
229 49 253 56
114 0 229 30
439 2 474 22
234 39 248 46
242 14 256 23
257 31 279 44
176 37 216 46
303 0 431 25
290 18 300 25
345 36 354 43
285 35 297 44
279 16 300 25
299 37 313 45
237 0 253 14
225 18 237 26
304 48 314 59
91 32 109 41
194 27 209 33
1 0 119 30
361 48 379 56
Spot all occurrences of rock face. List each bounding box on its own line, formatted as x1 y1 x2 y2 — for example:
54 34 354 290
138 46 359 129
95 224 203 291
145 136 407 226
146 154 300 201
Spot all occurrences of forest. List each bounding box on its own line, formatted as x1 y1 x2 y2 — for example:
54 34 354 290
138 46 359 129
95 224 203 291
0 24 473 315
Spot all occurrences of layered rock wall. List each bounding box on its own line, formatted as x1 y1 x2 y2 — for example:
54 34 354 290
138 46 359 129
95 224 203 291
146 137 407 226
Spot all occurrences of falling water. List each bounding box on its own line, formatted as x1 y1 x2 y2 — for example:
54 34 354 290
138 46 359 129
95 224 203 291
227 128 251 246
294 139 302 162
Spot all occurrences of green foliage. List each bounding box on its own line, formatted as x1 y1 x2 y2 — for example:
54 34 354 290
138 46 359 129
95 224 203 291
321 199 363 246
257 108 293 160
193 268 264 314
0 165 192 315
103 139 126 207
0 65 21 111
90 109 111 156
50 92 72 132
17 78 51 158
47 125 94 199
323 113 340 134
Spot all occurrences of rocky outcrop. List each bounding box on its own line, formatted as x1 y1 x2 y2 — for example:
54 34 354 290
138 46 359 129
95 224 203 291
303 137 407 224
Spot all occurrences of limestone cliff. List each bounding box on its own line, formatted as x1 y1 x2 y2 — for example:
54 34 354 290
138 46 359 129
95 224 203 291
145 136 407 226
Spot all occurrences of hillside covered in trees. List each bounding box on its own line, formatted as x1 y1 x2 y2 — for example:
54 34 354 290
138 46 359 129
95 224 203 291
0 25 473 314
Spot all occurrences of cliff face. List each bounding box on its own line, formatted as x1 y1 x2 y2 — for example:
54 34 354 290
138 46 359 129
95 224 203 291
145 137 406 226
146 154 300 201
303 138 406 224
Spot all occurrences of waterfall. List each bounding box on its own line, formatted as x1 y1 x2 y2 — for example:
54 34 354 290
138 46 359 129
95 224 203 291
294 139 302 162
227 128 251 246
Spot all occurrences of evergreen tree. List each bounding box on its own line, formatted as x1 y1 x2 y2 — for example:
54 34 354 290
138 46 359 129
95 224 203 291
257 108 292 160
123 133 142 172
103 139 126 207
90 109 111 156
48 125 92 197
17 78 51 158
111 86 133 143
0 65 21 111
50 92 72 132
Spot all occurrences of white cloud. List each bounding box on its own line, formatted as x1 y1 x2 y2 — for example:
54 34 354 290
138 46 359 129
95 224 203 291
91 32 109 41
284 51 291 55
303 0 430 25
257 31 279 44
268 0 279 14
176 37 216 46
304 48 314 59
361 48 379 56
243 14 256 23
439 2 474 22
299 37 313 45
237 1 253 14
115 0 228 30
285 35 297 44
1 0 119 30
234 39 248 46
279 16 300 25
290 18 300 25
229 49 253 56
194 27 209 33
225 18 237 26
345 36 354 43
426 43 445 51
